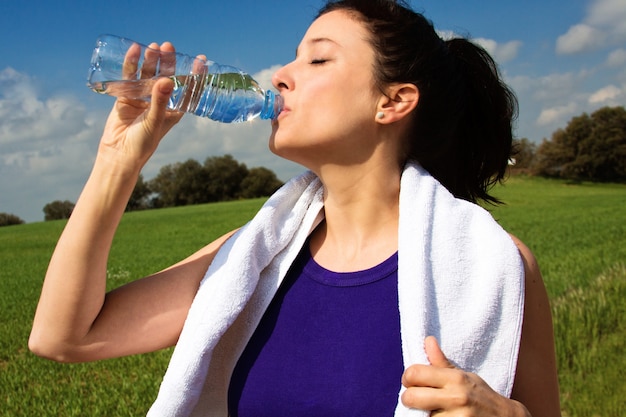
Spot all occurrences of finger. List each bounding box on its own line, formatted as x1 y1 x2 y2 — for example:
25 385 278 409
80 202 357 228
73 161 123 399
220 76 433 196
145 78 175 129
122 43 141 80
193 54 207 74
158 42 176 77
140 42 160 79
402 363 457 389
401 386 447 412
424 336 454 369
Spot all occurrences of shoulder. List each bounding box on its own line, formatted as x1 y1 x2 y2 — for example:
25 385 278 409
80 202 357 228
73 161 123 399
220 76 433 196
508 234 546 315
508 234 540 283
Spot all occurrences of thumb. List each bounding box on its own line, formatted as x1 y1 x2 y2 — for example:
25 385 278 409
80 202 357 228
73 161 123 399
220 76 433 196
142 77 182 140
424 336 454 369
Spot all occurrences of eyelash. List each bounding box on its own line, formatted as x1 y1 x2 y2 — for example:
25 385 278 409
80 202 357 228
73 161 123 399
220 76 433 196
310 59 328 65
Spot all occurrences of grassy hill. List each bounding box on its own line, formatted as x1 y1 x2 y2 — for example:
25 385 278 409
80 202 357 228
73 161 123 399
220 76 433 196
490 176 626 416
1 178 624 416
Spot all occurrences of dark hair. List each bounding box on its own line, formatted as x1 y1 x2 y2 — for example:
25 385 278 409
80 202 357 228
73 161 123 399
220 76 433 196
318 0 518 204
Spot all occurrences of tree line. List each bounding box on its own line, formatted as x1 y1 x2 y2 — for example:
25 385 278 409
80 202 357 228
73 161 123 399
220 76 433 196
2 106 624 226
511 106 626 182
1 154 284 225
128 154 284 211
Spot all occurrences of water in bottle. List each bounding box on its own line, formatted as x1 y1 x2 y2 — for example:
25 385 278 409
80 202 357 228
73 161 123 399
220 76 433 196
87 34 282 123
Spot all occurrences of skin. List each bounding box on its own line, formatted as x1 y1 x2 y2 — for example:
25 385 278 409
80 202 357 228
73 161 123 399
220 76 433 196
29 10 560 417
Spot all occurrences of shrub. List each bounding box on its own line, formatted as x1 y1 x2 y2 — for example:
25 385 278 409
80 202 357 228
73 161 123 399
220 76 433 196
0 212 25 227
43 200 75 221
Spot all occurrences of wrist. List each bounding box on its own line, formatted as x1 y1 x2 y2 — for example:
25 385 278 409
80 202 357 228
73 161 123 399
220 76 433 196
93 146 145 181
82 150 144 214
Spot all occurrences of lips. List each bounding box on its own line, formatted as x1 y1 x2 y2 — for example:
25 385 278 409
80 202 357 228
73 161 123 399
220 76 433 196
277 105 291 119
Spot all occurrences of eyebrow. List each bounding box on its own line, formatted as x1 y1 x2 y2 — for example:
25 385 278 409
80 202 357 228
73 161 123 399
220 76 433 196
295 37 340 58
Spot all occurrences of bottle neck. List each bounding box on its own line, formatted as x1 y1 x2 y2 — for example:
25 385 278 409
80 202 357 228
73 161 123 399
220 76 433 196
260 91 283 120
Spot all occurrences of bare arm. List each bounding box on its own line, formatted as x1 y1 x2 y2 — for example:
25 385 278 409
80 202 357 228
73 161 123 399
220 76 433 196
510 235 561 416
29 42 231 363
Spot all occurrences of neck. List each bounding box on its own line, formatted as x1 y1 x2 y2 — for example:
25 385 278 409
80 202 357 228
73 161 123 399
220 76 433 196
309 160 402 272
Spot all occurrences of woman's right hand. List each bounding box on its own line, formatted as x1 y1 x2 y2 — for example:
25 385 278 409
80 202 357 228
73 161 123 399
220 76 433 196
29 42 217 363
98 41 185 169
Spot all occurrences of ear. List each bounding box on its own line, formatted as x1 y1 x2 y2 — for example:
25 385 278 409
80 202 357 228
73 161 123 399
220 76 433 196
376 83 419 124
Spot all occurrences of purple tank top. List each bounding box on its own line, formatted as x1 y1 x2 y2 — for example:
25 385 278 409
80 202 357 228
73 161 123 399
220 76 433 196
228 241 403 416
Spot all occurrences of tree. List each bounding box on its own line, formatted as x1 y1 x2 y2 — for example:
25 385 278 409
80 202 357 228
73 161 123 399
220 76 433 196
533 106 626 182
147 154 282 207
239 167 284 198
149 159 208 208
126 174 152 211
43 200 75 221
0 213 25 227
149 163 177 208
203 155 249 202
510 138 536 174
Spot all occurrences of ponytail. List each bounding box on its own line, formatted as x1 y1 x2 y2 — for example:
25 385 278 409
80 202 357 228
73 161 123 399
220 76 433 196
409 38 518 204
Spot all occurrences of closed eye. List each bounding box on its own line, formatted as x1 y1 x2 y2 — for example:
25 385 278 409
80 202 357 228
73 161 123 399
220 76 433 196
310 59 328 65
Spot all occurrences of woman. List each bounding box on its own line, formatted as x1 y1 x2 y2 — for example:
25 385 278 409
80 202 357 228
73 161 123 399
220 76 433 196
29 0 560 416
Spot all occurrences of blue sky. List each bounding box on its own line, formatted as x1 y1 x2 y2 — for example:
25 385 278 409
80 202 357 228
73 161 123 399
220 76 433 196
1 0 625 222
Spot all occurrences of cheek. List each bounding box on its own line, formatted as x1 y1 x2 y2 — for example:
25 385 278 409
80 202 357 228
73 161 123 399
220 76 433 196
269 76 377 152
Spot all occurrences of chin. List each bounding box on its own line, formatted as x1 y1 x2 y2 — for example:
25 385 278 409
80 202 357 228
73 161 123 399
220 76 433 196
269 141 292 161
268 127 319 168
268 131 280 156
268 140 309 169
268 127 290 157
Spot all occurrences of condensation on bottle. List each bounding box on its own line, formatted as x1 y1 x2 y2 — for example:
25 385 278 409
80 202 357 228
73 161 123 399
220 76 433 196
87 34 283 123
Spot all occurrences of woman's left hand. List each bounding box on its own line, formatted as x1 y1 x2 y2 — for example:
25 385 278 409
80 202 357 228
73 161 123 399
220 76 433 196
401 336 530 416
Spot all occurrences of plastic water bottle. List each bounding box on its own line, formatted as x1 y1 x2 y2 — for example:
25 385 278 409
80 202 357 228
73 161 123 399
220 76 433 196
87 34 282 123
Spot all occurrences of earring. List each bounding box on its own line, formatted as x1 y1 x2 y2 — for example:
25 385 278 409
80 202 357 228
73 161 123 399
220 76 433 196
376 111 385 119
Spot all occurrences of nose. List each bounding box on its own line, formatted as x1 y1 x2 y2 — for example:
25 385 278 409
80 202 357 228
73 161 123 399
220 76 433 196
272 62 292 92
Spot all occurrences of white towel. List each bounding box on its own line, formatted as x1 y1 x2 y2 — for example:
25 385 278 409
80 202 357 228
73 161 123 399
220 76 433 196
147 162 524 417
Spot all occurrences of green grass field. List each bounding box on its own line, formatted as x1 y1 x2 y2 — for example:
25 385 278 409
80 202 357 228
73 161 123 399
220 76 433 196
1 177 624 416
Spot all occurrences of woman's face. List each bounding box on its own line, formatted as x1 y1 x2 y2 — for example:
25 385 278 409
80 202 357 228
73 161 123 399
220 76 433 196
269 10 381 170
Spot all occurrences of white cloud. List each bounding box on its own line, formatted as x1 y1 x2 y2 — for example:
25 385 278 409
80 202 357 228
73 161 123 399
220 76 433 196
436 30 456 41
606 48 626 67
556 0 626 54
0 66 302 222
475 38 522 63
588 84 623 104
556 24 606 54
507 59 626 141
531 72 584 103
0 68 104 221
587 0 626 38
509 72 584 133
252 65 282 93
536 102 578 127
